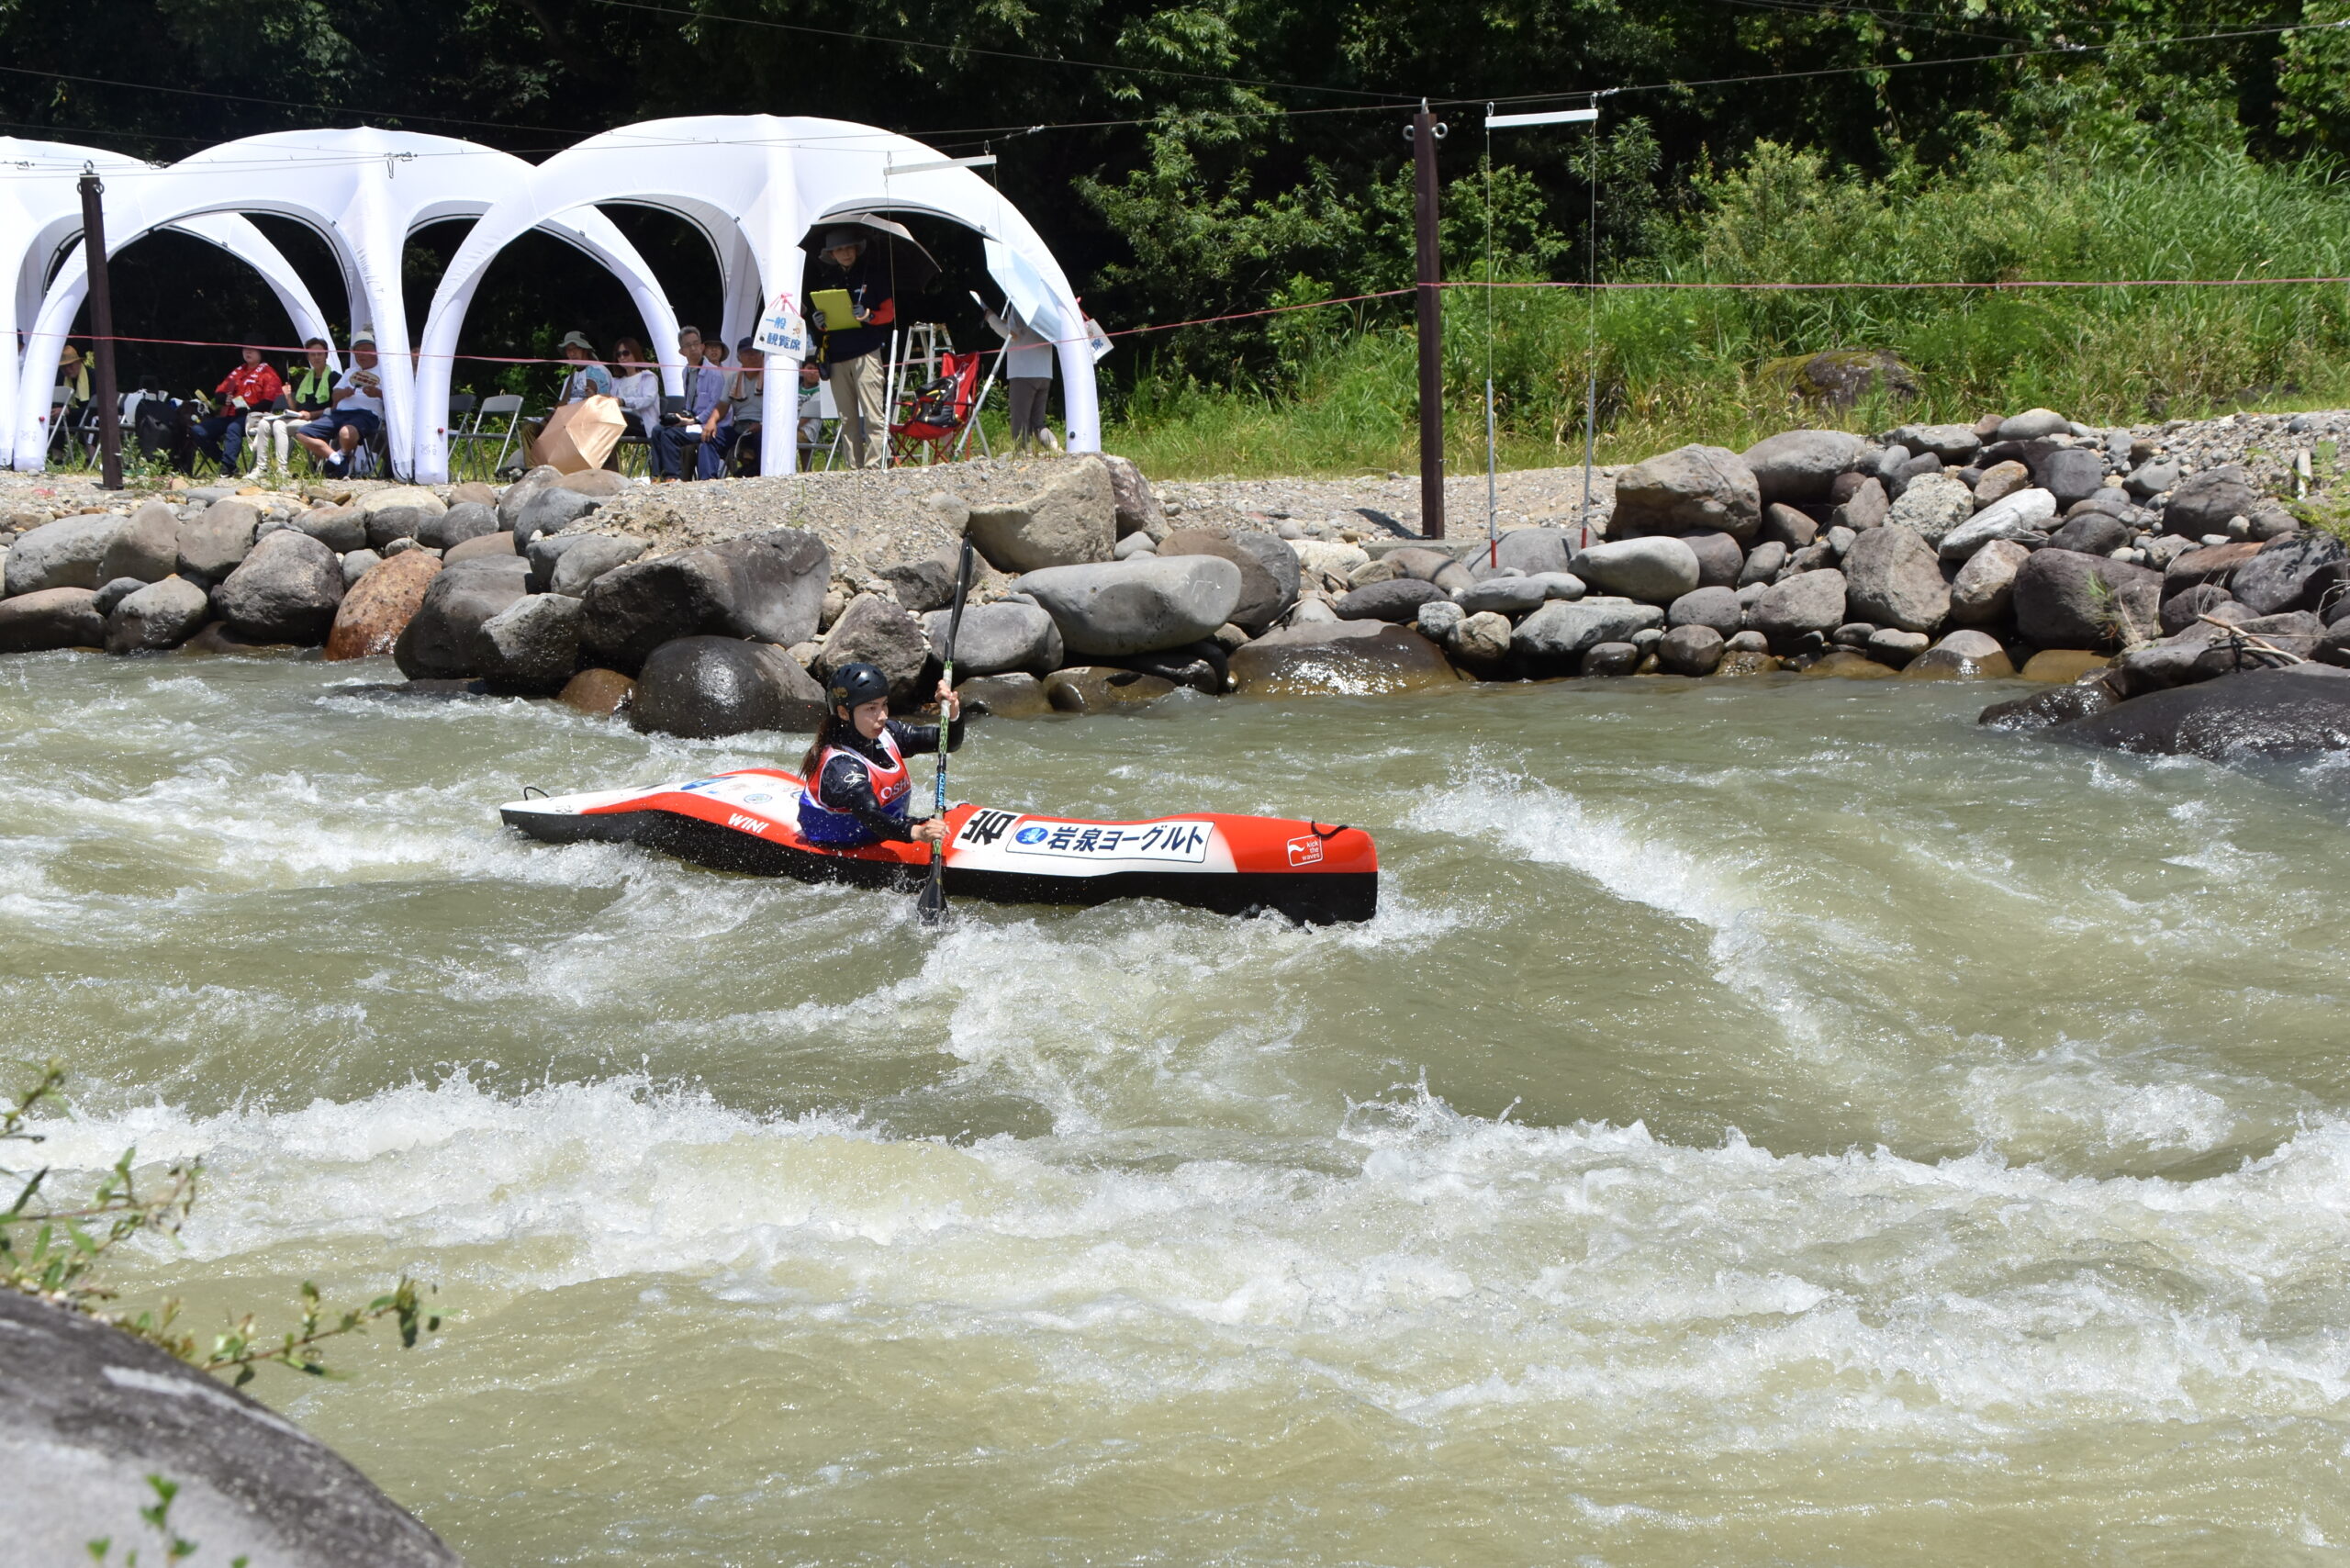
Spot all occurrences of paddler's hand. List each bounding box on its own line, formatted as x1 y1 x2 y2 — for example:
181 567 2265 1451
936 678 960 721
912 817 949 846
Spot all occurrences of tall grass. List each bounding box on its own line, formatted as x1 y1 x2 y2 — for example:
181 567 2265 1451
1108 140 2350 477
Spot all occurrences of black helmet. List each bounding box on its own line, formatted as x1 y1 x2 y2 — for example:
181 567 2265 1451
826 662 890 712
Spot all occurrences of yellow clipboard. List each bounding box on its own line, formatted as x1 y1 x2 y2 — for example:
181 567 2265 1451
810 288 857 330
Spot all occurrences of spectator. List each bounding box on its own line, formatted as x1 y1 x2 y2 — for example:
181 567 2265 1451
811 229 893 468
295 335 385 479
796 360 825 464
195 345 284 472
610 336 660 439
554 330 613 402
55 343 90 413
723 337 765 476
650 324 730 481
984 302 1059 453
245 338 333 480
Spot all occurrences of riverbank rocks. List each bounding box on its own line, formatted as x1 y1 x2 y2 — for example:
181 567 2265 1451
1949 538 2030 625
1609 444 1762 541
422 499 500 551
1886 474 1975 546
956 670 1054 717
106 501 180 583
1158 527 1300 632
2013 552 2161 649
174 499 260 586
1227 622 1461 696
558 666 635 717
1572 536 1700 602
1045 665 1178 711
445 532 517 566
1901 628 2015 679
2041 664 2350 760
1336 577 1444 622
579 528 831 673
1939 487 2057 561
1752 568 1849 648
1 1290 463 1568
630 634 827 737
359 485 447 549
923 599 1061 678
1886 423 1983 465
966 455 1116 570
1101 454 1166 539
476 592 584 691
1742 429 1868 502
0 586 104 652
297 505 366 554
6 513 121 595
1018 554 1243 656
328 550 443 661
105 576 210 653
395 556 530 678
2161 465 2260 537
1842 525 1947 633
2231 533 2348 616
214 530 345 644
1668 585 1744 637
1658 622 1727 675
2045 510 2128 556
1516 596 1665 666
815 591 930 702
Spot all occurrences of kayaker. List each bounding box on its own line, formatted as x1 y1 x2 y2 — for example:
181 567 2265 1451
797 662 964 847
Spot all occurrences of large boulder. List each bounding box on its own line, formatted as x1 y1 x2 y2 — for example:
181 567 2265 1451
176 499 260 586
812 591 932 703
2043 664 2350 760
420 499 501 551
1830 476 1890 532
1949 538 2031 625
1570 536 1700 604
444 532 517 566
1 1290 463 1568
1900 627 2015 679
1938 487 2057 561
2160 465 2262 537
966 456 1117 570
476 592 583 690
1996 408 2070 442
1657 622 1726 676
1884 474 1975 546
578 529 832 673
1334 577 1445 622
1678 531 1743 588
630 635 831 737
2030 446 2107 507
1751 568 1849 648
213 530 345 644
1609 444 1762 542
103 500 181 583
543 534 647 598
1842 525 1948 633
1494 527 1572 577
6 513 122 595
2164 540 2263 598
295 505 367 554
1226 622 1462 696
511 485 606 547
1099 454 1167 538
2044 510 2130 557
1158 528 1299 633
1455 576 1548 616
1515 596 1664 665
1885 423 1982 465
2012 551 2161 649
922 599 1062 678
1016 556 1241 656
326 550 443 661
495 465 563 530
1666 585 1744 636
104 576 210 653
878 552 959 612
2230 533 2349 616
1740 430 1868 503
0 586 104 652
393 556 531 678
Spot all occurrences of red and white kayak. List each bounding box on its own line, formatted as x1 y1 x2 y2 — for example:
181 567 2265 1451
499 767 1379 924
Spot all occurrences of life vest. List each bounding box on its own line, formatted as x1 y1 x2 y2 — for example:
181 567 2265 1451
796 729 911 845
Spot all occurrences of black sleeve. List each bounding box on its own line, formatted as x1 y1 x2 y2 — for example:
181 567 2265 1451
885 717 965 757
818 753 917 844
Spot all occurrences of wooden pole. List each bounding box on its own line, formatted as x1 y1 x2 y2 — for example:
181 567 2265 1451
1412 105 1444 540
77 169 122 489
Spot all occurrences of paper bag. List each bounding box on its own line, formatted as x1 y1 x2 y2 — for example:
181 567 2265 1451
530 394 626 473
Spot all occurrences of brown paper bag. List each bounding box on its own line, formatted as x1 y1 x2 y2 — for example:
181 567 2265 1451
529 394 626 473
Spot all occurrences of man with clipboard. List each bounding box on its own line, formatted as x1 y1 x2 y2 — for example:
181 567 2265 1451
810 229 895 468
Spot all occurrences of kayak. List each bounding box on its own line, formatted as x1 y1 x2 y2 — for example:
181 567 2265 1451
499 767 1380 924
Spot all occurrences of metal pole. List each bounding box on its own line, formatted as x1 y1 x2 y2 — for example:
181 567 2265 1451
1411 105 1445 540
77 169 121 489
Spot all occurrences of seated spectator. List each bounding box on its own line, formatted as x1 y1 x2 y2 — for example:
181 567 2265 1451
555 331 613 402
649 326 731 482
55 343 90 412
195 346 283 472
610 337 660 438
796 361 825 463
723 338 765 476
295 336 385 479
245 338 333 480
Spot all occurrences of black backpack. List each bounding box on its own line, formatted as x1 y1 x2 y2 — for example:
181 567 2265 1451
133 395 194 472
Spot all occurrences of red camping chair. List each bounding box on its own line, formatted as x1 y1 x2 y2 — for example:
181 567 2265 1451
890 352 983 465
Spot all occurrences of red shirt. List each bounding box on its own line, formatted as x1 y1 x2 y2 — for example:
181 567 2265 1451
215 362 285 409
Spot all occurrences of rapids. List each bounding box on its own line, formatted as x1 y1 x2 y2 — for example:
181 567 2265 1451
6 650 2350 1563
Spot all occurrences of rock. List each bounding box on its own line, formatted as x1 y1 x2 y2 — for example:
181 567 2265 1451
2 1289 463 1568
2044 510 2130 557
1158 528 1299 633
814 591 932 703
1226 622 1461 695
1886 423 1983 465
475 592 583 690
2164 541 2263 597
1451 610 1512 664
923 599 1062 678
1714 649 1783 676
2161 465 2261 537
1528 571 1587 601
1494 527 1572 577
1099 454 1165 539
1348 557 1401 588
326 551 444 662
1762 348 1919 406
558 667 635 717
0 586 104 652
630 635 828 736
1972 460 2032 508
541 535 645 598
2020 649 2109 683
1677 531 1743 588
955 670 1054 718
358 484 447 521
579 529 832 673
341 549 382 588
1887 453 1943 497
1996 409 2070 442
1841 525 1950 633
5 513 122 596
1295 540 1372 585
443 532 517 566
1802 648 1897 678
2160 583 2233 636
2066 490 2139 523
2245 499 2300 543
1829 476 1889 532
1456 576 1548 616
296 505 367 554
1515 596 1665 666
2042 665 2350 760
1571 536 1701 603
2124 459 2180 499
1741 430 1868 503
878 553 959 612
1825 525 1857 559
1885 475 1975 546
1783 542 1837 577
966 456 1117 570
2231 534 2349 616
1866 627 1931 666
1751 567 1849 648
495 466 561 530
1737 541 1787 588
1900 628 2014 679
1113 532 1157 561
91 577 142 617
103 576 209 653
1759 503 1818 552
2030 447 2106 507
1667 586 1744 637
1609 444 1762 541
1334 577 1445 622
393 557 531 678
511 485 605 546
1658 622 1726 675
1416 599 1465 641
1384 546 1457 584
103 501 180 583
1010 555 1244 659
1938 487 2058 562
2012 551 2161 649
1576 642 1638 677
1044 665 1179 711
1949 538 2031 625
1979 680 2115 733
213 530 345 644
364 506 437 550
421 500 501 550
175 499 261 586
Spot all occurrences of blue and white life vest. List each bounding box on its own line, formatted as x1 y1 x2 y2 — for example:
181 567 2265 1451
796 729 912 845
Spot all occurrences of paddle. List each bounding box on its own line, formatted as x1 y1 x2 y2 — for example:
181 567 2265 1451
917 538 979 924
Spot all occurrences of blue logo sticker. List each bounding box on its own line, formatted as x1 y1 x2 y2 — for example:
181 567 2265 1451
1014 825 1050 846
744 793 772 804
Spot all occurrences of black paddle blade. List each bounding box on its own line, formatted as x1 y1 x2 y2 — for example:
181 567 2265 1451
916 858 949 924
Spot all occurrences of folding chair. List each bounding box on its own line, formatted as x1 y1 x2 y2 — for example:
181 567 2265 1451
42 386 77 464
889 353 984 466
450 393 525 479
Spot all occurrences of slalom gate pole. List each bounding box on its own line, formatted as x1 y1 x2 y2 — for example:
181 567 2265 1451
918 538 979 924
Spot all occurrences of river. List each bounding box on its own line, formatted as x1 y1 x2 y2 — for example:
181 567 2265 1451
7 650 2349 1563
